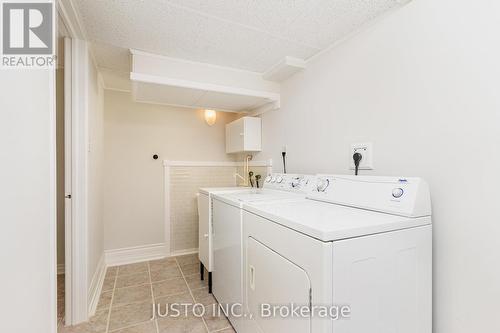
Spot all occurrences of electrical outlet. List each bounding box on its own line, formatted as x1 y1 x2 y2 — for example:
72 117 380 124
349 143 374 170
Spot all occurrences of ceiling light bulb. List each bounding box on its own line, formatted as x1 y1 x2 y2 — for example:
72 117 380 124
204 109 216 126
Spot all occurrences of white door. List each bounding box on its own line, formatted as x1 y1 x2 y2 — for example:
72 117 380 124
246 237 311 333
63 37 73 325
212 199 243 329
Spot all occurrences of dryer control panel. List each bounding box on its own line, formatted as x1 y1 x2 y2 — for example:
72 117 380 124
263 173 316 193
307 175 431 218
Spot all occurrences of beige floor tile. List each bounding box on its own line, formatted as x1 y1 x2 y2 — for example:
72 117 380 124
175 254 199 266
184 273 208 291
150 265 182 282
152 278 189 298
58 274 66 320
113 284 152 307
191 288 217 307
179 263 199 276
203 305 231 332
116 271 150 289
105 267 118 279
96 291 113 312
108 301 154 331
149 258 177 271
155 292 194 305
109 320 157 333
216 328 236 333
118 262 149 276
58 275 65 292
102 276 116 292
157 316 207 333
58 310 109 333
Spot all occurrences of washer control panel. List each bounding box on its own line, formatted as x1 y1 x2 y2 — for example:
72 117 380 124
263 173 315 193
307 175 431 218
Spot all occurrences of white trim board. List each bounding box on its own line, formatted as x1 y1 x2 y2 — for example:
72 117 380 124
87 255 106 317
164 164 172 257
68 37 90 325
48 51 58 333
131 72 280 101
105 243 168 267
170 248 199 257
163 159 273 167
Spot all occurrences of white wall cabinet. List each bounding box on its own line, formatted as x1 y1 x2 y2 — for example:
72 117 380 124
225 117 262 154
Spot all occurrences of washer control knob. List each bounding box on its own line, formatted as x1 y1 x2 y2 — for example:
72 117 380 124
270 176 276 183
317 179 330 192
291 177 301 188
392 188 404 198
265 176 272 183
276 176 284 183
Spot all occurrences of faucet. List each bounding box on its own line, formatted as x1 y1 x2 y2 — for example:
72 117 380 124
235 154 253 186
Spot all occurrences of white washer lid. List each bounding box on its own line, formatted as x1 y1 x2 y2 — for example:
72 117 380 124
213 189 305 207
243 199 431 242
198 186 251 195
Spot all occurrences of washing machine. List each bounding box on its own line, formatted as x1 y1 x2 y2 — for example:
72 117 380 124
242 175 432 333
211 173 316 332
198 187 254 293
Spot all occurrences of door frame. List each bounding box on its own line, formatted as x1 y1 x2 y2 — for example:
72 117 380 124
58 0 90 325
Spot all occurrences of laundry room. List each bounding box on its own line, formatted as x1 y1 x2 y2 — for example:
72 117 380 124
2 0 500 333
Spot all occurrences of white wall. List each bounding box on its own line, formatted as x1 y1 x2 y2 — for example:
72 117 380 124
257 0 500 331
0 71 56 332
103 90 238 250
87 55 105 285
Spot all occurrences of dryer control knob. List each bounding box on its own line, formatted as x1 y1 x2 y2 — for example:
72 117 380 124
276 176 283 183
270 176 276 183
291 177 301 188
317 179 330 192
392 188 404 198
265 176 272 183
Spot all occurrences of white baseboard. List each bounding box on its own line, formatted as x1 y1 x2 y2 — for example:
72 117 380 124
170 248 199 257
105 243 169 267
57 264 65 275
87 254 106 317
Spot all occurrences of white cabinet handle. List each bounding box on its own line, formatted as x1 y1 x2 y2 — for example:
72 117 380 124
239 133 244 136
204 234 209 238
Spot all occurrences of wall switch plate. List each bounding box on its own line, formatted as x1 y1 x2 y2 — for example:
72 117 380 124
350 143 374 170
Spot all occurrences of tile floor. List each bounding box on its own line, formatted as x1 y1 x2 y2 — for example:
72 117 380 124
58 254 235 333
58 274 65 327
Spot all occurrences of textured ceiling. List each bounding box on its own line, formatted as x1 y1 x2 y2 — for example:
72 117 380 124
74 0 408 74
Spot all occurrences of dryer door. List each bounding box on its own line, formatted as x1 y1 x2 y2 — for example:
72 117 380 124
246 237 311 333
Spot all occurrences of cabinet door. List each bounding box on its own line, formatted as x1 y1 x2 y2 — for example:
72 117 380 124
197 193 209 269
246 237 311 333
243 117 262 152
226 118 244 153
